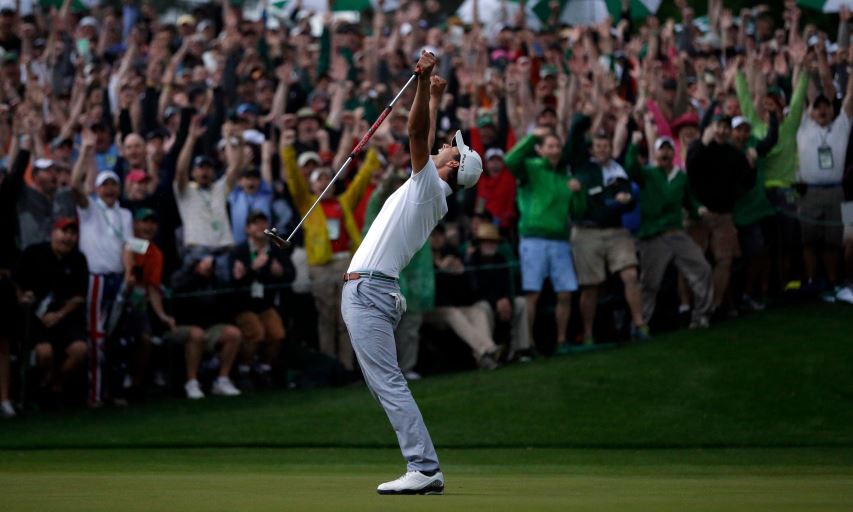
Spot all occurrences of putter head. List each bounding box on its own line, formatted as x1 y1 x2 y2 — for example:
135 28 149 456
264 228 292 249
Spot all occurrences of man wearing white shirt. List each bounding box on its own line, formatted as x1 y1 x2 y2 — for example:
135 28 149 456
174 117 242 279
72 134 134 406
341 53 482 495
796 81 853 296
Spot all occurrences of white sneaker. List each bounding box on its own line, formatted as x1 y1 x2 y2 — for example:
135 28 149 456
211 377 241 397
403 370 422 381
377 470 444 495
836 286 853 305
184 379 205 400
1 400 16 418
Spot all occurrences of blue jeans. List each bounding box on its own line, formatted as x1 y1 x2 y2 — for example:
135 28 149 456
519 237 579 293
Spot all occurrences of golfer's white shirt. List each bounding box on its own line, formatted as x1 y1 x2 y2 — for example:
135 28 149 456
349 159 451 278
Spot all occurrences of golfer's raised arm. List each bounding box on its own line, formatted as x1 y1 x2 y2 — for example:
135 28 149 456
409 51 437 174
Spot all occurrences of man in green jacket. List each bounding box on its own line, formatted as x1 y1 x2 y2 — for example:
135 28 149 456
504 128 585 355
568 115 647 343
625 134 712 328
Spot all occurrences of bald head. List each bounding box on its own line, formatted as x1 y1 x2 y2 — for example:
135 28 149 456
123 133 146 166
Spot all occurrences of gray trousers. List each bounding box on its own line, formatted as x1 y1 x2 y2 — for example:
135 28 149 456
394 312 422 374
638 230 713 323
341 277 440 472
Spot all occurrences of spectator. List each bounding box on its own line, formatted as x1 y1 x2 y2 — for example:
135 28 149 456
687 114 756 315
796 77 853 299
230 211 294 389
475 148 517 232
732 114 779 311
625 130 712 329
569 116 646 343
424 225 503 370
227 142 275 245
13 218 89 408
467 223 532 359
281 133 380 373
71 132 135 406
504 128 584 354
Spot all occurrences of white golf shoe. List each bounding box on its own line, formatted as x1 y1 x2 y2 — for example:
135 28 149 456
377 470 444 495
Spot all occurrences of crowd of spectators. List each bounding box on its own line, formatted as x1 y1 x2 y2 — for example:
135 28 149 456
1 0 852 418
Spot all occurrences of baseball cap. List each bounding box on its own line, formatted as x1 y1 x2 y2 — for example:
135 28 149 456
309 167 333 184
163 106 179 120
297 151 322 167
146 127 170 141
193 155 216 168
242 129 265 145
126 169 151 183
654 136 675 151
711 113 732 124
95 170 121 187
477 115 496 128
134 208 157 222
296 107 319 120
80 16 99 30
53 217 78 231
0 0 15 14
177 14 196 27
484 148 505 161
452 130 483 189
33 158 55 170
731 116 751 129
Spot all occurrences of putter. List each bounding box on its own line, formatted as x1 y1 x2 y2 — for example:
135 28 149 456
264 58 430 250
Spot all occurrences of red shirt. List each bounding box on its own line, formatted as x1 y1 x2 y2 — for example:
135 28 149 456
352 182 376 232
476 167 517 229
320 199 350 253
133 242 163 287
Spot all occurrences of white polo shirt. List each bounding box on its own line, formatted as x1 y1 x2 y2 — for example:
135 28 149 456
78 196 133 274
348 159 451 278
796 111 852 185
174 176 234 248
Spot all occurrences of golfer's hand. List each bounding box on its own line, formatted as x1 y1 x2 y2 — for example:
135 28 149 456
430 75 447 99
416 50 437 77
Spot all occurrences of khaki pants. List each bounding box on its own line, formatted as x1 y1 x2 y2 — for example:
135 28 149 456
638 230 713 323
474 298 531 357
423 303 497 359
309 256 353 371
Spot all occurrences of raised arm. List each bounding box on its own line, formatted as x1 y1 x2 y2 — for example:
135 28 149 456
175 115 205 195
409 51 437 174
71 130 97 208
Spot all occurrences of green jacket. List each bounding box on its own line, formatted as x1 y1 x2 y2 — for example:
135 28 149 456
363 177 435 313
733 137 776 226
504 134 585 240
568 115 635 228
735 71 808 188
624 144 691 239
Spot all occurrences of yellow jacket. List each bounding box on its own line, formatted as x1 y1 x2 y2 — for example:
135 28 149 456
283 146 380 266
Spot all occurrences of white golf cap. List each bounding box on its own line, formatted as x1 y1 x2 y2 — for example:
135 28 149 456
95 170 121 187
654 136 676 151
80 16 99 29
452 131 483 189
297 151 322 167
731 116 751 129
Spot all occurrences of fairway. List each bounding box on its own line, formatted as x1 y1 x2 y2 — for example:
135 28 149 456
3 447 853 512
2 305 852 510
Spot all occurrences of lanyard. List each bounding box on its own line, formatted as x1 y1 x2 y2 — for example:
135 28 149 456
94 197 124 241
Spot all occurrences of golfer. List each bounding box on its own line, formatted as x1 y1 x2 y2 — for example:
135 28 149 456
341 51 482 495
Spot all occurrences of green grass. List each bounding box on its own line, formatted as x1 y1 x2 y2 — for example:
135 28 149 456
1 304 852 510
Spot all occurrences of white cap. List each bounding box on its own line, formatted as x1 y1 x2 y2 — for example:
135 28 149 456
242 129 265 145
309 168 332 184
453 130 483 189
484 148 505 161
34 158 55 170
80 16 99 29
297 151 322 167
95 170 121 187
731 116 751 129
654 136 675 151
